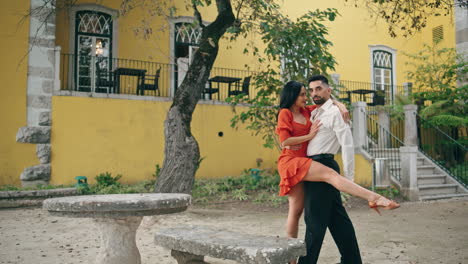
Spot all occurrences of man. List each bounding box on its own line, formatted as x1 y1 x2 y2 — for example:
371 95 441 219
298 75 362 264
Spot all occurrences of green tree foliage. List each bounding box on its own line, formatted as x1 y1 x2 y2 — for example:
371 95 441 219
227 8 339 150
404 43 467 182
404 42 468 129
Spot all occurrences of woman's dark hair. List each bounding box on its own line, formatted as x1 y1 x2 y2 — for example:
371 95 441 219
279 81 304 109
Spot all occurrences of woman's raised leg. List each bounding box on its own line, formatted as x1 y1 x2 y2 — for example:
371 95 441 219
303 160 398 209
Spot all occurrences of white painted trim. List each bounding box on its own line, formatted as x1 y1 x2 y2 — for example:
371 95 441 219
368 45 397 100
168 16 210 97
54 46 61 91
69 4 119 59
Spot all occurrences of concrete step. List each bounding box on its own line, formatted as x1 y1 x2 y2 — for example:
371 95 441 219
417 165 438 175
418 184 458 196
417 175 446 185
420 193 468 201
369 148 399 153
417 157 426 166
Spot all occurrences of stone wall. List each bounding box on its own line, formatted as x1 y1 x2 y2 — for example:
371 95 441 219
16 0 56 186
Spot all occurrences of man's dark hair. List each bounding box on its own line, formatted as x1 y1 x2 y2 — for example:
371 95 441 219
308 75 329 86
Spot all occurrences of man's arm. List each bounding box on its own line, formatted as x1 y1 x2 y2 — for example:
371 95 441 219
332 111 355 181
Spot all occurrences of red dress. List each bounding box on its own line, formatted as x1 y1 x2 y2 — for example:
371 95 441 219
276 105 317 196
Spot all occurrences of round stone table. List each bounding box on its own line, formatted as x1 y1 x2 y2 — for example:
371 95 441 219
43 193 191 264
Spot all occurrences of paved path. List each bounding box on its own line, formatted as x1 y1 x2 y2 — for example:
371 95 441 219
0 198 467 264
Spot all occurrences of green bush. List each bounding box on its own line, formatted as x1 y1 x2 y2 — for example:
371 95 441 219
191 168 284 206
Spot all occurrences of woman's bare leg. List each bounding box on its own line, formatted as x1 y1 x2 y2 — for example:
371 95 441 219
303 160 380 202
286 183 304 238
286 183 304 264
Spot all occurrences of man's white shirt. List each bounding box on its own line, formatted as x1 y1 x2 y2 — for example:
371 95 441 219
307 99 355 181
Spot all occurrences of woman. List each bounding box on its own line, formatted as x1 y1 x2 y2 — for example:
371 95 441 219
276 81 399 247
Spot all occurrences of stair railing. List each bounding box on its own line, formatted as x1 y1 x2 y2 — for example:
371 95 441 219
362 109 405 182
416 113 467 188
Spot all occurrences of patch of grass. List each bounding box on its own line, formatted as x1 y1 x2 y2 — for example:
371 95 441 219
375 187 402 200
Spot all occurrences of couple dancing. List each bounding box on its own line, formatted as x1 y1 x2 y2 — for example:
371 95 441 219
276 75 400 264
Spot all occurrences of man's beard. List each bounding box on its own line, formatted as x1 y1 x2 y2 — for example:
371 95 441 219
313 97 326 105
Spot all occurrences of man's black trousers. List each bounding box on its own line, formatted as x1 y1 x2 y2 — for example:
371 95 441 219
298 157 362 264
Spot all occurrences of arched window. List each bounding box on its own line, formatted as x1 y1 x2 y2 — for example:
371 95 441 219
75 11 113 92
174 22 202 89
369 45 396 103
372 50 393 92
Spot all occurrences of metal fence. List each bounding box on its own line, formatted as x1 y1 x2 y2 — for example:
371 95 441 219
336 80 406 106
59 54 254 100
417 113 467 187
363 109 405 182
60 54 173 96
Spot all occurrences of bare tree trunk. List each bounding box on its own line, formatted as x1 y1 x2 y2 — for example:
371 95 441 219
155 0 235 194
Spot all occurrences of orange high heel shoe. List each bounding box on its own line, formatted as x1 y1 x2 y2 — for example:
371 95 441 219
368 196 400 215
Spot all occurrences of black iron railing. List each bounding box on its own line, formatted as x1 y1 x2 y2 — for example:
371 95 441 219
417 113 467 187
60 54 173 96
389 110 405 144
336 80 406 106
363 109 405 182
59 53 254 100
205 67 256 101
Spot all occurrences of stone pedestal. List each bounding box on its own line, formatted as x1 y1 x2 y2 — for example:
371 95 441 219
404 105 418 146
400 146 419 201
94 217 143 264
43 193 191 264
352 102 367 149
377 109 390 148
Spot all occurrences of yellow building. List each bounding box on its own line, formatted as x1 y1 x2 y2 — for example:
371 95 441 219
0 0 461 187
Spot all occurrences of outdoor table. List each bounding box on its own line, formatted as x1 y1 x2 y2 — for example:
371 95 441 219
113 67 147 94
208 76 242 99
350 89 376 101
43 193 191 264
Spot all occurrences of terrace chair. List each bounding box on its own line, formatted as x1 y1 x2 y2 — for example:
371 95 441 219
203 82 219 100
139 68 161 96
95 69 114 93
228 76 251 97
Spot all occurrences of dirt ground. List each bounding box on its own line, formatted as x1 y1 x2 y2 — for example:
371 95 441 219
0 197 467 264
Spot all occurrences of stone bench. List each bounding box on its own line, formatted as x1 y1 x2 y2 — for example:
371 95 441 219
155 226 306 264
43 193 191 264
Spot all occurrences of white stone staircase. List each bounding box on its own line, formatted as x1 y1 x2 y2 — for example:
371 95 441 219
415 155 468 201
369 148 468 201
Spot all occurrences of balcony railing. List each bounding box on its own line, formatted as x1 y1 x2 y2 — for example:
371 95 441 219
58 53 254 101
336 80 406 106
56 52 410 108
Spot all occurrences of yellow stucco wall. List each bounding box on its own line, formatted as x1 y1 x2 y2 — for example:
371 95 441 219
0 0 38 186
281 0 456 84
50 96 279 185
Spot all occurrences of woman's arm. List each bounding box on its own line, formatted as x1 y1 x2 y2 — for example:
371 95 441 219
282 120 321 147
332 99 350 123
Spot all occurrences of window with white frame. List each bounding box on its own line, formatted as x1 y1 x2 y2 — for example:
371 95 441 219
373 50 392 91
369 45 396 102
